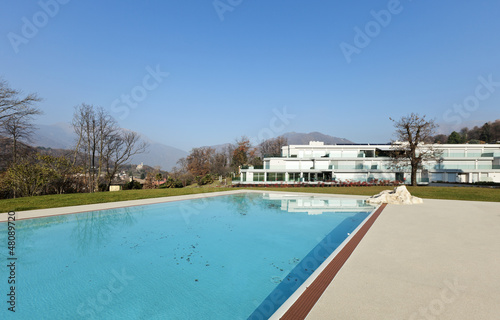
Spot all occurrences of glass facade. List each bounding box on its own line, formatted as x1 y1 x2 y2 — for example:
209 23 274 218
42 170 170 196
253 172 265 182
266 172 285 182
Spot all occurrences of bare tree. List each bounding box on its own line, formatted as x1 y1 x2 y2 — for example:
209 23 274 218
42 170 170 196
432 134 448 144
72 104 102 191
186 147 215 177
0 79 41 125
0 79 42 164
389 113 441 186
210 152 229 177
72 104 148 192
223 144 235 171
260 136 288 157
103 130 148 190
172 157 193 187
0 113 39 163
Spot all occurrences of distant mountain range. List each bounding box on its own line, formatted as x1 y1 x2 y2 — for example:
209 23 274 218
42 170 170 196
32 122 77 149
282 132 353 145
30 124 354 170
32 123 188 170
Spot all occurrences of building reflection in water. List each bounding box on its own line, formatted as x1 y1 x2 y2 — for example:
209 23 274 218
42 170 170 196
262 193 375 215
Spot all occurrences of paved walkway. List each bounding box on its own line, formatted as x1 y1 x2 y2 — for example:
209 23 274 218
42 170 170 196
306 198 500 320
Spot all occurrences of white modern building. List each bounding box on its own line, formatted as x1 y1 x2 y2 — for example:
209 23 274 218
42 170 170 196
235 141 500 184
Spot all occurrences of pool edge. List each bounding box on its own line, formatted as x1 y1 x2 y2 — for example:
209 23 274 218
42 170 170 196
270 203 387 320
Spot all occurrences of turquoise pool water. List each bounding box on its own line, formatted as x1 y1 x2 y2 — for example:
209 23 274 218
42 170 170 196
0 193 375 319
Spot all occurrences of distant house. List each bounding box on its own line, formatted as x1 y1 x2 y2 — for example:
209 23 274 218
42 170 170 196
136 162 144 170
109 179 127 191
130 177 146 185
153 178 167 187
236 141 500 184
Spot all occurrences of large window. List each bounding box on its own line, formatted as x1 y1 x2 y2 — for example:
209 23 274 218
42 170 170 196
266 172 285 181
253 173 265 182
288 173 301 181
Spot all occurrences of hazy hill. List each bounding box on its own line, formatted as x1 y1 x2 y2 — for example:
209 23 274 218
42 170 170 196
203 132 355 153
134 136 188 170
282 132 354 145
27 125 354 169
32 123 77 149
31 123 187 170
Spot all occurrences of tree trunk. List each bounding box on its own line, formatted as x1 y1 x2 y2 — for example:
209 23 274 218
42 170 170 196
411 163 418 186
12 137 17 164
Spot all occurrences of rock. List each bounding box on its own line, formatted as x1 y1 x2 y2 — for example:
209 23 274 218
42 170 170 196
366 185 423 205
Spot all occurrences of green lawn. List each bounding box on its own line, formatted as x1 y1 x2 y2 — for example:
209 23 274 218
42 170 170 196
1 185 499 213
0 187 234 212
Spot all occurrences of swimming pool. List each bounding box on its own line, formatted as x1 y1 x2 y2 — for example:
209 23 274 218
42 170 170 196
0 192 376 319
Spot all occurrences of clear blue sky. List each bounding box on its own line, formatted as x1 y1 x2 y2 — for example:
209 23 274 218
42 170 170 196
1 0 499 151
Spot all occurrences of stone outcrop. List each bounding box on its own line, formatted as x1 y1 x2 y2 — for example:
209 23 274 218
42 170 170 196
366 185 423 205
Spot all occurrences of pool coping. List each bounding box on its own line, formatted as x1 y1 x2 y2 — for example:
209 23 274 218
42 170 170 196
0 190 382 319
272 203 386 319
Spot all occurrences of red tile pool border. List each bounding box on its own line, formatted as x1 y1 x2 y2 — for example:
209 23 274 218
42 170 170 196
280 203 387 320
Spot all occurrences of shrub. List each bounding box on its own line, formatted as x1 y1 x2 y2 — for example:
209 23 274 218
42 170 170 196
123 180 142 190
159 177 184 188
474 181 500 187
196 174 214 186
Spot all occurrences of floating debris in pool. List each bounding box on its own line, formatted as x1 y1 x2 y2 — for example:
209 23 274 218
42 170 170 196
271 277 282 284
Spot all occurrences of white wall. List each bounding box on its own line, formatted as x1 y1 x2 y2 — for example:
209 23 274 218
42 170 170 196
286 161 300 170
342 151 357 158
488 173 500 182
315 160 329 169
301 160 314 169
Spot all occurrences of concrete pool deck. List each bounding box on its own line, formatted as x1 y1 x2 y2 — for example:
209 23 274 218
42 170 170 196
306 198 500 320
1 191 499 319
